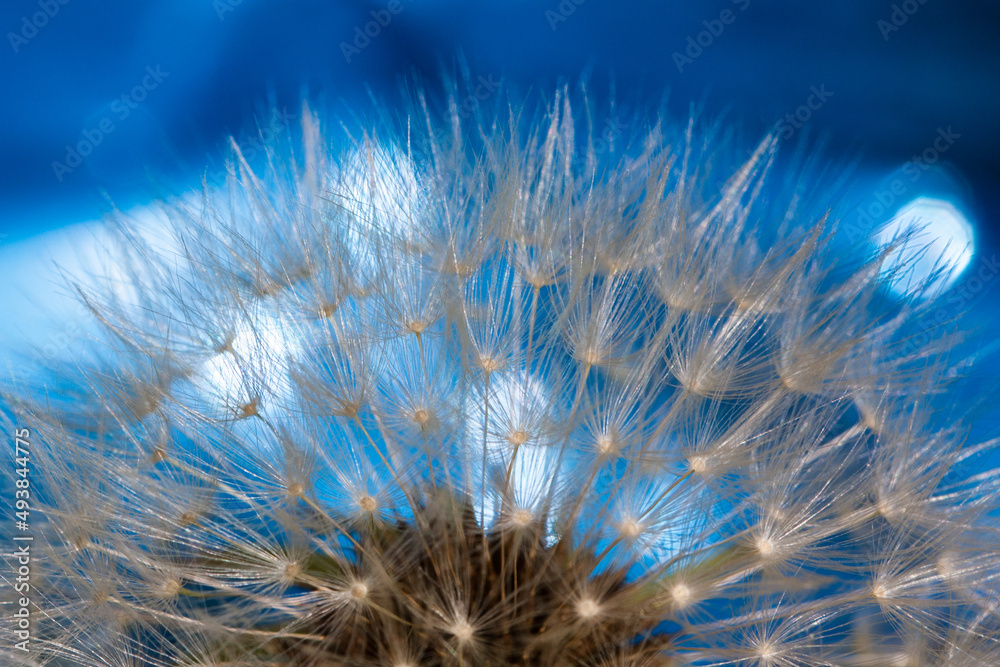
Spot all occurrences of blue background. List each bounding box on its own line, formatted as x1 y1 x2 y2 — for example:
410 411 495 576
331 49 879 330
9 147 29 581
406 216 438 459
1 0 998 245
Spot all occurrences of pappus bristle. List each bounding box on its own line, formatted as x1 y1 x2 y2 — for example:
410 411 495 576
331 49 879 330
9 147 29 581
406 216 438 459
2 83 999 667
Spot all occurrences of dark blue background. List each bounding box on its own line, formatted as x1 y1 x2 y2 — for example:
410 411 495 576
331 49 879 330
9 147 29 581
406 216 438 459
2 0 998 245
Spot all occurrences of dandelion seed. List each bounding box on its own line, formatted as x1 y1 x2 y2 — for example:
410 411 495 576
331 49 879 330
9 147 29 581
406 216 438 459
448 619 475 644
3 83 999 666
755 535 776 558
669 582 692 609
510 507 533 527
348 581 369 600
575 597 602 620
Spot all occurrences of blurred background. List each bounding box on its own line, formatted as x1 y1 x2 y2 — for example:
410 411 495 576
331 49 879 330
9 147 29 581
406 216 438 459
1 0 999 421
1 0 999 242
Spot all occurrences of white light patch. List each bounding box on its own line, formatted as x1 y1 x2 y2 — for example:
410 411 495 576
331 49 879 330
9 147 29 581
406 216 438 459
877 197 974 297
605 472 707 568
200 312 298 415
465 372 561 532
337 144 424 269
0 202 178 367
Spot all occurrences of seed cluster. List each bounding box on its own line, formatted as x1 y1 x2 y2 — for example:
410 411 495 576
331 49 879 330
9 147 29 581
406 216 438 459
3 88 999 666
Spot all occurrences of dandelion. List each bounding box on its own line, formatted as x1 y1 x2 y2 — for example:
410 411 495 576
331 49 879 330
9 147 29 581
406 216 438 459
3 85 1000 666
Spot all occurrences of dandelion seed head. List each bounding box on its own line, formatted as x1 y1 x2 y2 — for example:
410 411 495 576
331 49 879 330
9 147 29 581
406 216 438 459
448 619 475 644
154 576 184 600
669 582 692 609
411 407 431 425
358 494 378 512
349 581 369 601
617 516 644 540
575 596 602 620
6 84 999 666
280 559 302 583
754 640 779 666
404 318 429 335
687 455 708 474
936 551 956 579
478 354 502 373
595 433 619 456
876 492 910 522
755 534 777 558
872 582 891 600
508 428 531 447
510 507 533 527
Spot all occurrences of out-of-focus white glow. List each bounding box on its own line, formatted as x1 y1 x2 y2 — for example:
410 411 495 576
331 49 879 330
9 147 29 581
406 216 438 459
0 203 177 366
201 313 298 414
877 196 974 297
340 145 421 225
465 372 561 532
337 144 424 271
